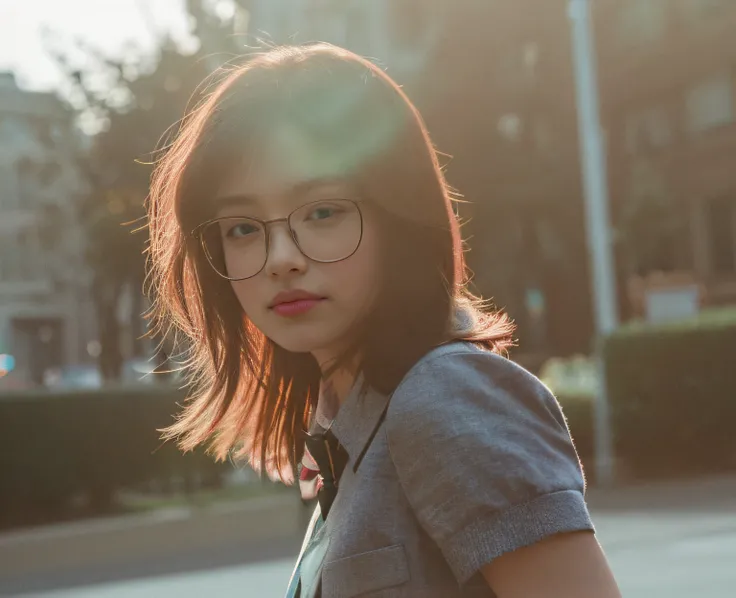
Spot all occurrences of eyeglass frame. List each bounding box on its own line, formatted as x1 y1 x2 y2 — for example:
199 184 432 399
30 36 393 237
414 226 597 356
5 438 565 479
190 198 365 281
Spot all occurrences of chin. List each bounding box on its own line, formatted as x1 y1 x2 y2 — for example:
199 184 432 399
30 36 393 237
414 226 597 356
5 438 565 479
269 328 342 356
272 337 321 354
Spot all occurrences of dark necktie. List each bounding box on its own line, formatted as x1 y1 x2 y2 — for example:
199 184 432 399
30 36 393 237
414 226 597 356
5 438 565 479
302 427 349 519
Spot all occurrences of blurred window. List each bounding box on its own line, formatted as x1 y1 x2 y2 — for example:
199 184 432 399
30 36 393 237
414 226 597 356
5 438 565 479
706 197 736 274
686 73 734 133
624 107 672 154
617 0 667 46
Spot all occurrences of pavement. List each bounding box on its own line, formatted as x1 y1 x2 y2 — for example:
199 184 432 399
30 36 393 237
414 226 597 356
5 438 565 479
2 475 735 597
598 511 736 597
34 559 296 598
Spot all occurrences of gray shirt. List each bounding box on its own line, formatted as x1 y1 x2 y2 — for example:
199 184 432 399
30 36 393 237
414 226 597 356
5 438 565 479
289 342 594 598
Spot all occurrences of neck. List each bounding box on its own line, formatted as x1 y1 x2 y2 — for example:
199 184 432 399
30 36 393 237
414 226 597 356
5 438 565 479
311 350 358 424
320 366 355 410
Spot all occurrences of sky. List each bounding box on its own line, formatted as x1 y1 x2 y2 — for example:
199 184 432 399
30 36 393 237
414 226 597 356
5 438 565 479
0 0 192 91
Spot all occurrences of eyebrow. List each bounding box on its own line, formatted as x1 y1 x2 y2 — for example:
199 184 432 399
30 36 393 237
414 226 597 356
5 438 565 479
290 176 353 197
212 177 354 211
212 194 259 211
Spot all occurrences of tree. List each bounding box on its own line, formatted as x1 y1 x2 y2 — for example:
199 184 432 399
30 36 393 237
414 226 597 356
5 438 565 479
48 1 251 380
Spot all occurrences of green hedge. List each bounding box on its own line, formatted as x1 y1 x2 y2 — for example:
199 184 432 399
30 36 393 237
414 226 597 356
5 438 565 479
604 307 736 480
0 386 228 529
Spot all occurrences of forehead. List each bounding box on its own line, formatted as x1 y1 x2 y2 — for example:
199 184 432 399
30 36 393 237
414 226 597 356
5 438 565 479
216 122 359 201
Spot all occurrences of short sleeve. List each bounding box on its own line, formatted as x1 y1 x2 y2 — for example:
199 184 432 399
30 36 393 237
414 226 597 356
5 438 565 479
385 348 594 585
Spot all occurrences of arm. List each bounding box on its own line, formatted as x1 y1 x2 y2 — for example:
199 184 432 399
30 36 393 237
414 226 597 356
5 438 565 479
386 347 620 592
481 531 621 598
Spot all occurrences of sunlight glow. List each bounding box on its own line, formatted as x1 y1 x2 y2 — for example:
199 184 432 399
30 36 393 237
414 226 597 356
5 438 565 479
0 0 192 91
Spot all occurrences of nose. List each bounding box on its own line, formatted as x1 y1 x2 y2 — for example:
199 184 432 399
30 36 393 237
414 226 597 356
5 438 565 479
264 223 308 278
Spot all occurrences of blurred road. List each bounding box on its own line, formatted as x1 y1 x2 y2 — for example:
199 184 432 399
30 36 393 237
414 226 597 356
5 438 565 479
3 476 735 597
17 511 736 598
27 512 736 598
35 559 296 598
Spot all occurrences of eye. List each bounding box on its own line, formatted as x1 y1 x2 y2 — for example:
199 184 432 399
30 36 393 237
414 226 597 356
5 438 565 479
305 203 345 222
224 221 260 238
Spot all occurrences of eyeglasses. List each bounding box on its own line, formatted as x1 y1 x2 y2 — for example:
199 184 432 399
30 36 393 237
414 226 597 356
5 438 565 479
192 199 364 281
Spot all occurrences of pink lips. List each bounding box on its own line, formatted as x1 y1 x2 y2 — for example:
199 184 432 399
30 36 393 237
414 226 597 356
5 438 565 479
269 290 326 317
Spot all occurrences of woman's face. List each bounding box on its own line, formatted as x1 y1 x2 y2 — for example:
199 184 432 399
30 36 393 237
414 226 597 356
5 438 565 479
210 123 381 363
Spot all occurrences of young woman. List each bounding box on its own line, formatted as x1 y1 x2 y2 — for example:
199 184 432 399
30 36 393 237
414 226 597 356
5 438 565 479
147 44 621 598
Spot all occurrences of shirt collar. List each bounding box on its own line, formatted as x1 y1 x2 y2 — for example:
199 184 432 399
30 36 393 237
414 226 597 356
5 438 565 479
329 375 391 472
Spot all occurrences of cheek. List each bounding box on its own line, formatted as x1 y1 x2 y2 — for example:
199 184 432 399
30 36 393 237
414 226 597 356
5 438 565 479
334 226 381 301
229 278 262 315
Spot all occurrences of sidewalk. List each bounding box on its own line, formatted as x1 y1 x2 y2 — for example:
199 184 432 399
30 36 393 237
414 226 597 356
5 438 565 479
35 559 297 598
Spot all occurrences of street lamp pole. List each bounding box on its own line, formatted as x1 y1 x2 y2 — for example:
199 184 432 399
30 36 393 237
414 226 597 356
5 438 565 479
567 0 618 486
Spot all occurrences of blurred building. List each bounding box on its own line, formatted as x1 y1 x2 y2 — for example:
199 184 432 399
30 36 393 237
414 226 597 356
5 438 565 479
478 0 736 338
597 0 736 309
0 73 91 387
468 0 736 339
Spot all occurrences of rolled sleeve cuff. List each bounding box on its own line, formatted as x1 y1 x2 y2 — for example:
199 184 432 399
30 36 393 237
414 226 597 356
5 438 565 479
444 490 595 585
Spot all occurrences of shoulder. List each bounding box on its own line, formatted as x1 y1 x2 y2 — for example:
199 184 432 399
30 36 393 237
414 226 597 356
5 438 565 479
387 342 563 431
383 343 591 584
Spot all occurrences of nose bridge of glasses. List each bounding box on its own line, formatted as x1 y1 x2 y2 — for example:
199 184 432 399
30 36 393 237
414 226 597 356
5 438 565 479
265 217 303 262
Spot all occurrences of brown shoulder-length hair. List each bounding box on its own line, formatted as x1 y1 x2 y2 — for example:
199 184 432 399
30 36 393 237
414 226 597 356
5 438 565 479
147 44 514 481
